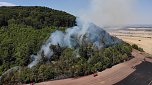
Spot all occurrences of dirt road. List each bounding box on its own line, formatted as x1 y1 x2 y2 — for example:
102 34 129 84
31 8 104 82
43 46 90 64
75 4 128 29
36 49 152 85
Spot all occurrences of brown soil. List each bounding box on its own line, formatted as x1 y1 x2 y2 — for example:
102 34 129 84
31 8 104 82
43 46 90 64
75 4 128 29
34 49 152 85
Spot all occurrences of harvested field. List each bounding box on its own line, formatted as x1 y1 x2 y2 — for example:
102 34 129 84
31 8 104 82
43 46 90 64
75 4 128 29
110 29 152 55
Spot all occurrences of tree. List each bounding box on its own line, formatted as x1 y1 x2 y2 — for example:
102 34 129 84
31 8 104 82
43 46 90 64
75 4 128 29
132 44 144 52
0 6 76 28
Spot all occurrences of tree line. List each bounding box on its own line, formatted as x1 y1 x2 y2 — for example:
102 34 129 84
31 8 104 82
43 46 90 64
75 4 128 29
1 42 133 84
0 6 76 29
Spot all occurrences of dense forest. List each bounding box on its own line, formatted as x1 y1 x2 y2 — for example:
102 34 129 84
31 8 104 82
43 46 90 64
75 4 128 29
0 6 76 77
1 43 133 84
0 6 143 85
0 6 76 28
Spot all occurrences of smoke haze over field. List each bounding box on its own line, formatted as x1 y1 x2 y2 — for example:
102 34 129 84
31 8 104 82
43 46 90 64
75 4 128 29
80 0 152 27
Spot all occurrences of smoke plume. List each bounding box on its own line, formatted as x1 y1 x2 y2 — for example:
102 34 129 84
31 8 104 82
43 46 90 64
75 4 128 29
28 18 120 68
80 0 137 27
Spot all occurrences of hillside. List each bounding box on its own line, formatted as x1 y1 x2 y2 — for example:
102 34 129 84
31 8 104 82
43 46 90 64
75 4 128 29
0 6 76 28
0 6 135 85
0 6 76 76
36 49 152 85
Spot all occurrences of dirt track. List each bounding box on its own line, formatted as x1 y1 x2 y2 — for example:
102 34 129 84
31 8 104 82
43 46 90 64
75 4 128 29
35 49 152 85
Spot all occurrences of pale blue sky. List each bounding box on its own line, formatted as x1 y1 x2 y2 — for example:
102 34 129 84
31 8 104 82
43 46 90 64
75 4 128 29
136 0 152 15
1 0 152 16
0 0 152 24
0 0 90 16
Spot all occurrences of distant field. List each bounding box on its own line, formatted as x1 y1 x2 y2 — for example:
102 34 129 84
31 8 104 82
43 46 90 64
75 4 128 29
109 29 152 55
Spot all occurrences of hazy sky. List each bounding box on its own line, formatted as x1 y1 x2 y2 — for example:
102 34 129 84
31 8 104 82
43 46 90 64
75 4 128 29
0 0 152 25
0 0 90 16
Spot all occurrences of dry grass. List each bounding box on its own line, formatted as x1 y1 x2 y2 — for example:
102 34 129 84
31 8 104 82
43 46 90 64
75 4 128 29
109 29 152 55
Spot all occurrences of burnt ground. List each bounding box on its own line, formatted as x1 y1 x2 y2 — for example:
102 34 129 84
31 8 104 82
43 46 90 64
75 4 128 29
114 61 152 85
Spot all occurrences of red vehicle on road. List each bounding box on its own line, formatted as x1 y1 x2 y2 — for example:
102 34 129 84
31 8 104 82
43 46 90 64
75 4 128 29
93 73 98 77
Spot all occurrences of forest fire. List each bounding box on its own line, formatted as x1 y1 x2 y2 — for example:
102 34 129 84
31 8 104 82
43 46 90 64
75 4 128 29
28 18 120 68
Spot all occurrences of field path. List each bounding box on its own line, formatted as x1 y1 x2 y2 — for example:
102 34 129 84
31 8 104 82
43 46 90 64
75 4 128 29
35 49 152 85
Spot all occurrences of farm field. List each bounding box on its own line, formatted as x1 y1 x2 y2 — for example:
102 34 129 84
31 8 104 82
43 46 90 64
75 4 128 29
109 29 152 55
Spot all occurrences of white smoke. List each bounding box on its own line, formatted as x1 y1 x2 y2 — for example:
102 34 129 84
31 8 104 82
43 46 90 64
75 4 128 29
80 0 137 27
28 18 120 68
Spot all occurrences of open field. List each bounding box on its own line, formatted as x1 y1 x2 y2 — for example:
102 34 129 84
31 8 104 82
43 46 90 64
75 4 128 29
109 29 152 55
34 49 152 85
